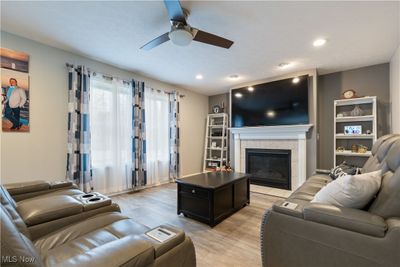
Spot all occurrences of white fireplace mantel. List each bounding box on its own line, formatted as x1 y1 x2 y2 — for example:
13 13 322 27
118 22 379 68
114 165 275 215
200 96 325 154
230 124 313 191
230 124 313 140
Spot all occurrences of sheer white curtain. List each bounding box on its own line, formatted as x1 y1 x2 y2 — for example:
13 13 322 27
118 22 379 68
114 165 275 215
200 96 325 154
145 88 170 185
90 74 132 194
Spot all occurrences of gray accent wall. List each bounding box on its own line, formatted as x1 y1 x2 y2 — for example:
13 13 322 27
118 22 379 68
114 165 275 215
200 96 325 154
318 63 391 169
208 93 230 115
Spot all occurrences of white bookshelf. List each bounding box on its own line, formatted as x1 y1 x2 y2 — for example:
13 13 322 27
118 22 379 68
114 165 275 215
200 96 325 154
334 96 377 167
335 150 372 157
335 115 374 123
203 113 229 172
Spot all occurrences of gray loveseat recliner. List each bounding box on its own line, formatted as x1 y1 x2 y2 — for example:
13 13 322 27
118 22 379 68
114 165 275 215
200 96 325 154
1 182 196 267
261 134 400 267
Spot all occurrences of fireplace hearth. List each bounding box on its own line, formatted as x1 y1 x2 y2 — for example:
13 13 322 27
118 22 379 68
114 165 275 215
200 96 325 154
245 148 291 190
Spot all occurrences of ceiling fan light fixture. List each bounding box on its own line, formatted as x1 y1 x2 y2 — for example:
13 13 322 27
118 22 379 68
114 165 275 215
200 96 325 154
169 28 193 46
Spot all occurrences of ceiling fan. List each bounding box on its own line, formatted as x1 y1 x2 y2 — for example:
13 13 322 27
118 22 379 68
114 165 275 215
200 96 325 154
140 0 234 50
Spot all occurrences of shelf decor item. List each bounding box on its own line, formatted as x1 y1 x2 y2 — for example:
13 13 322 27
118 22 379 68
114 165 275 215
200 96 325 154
212 105 221 114
336 146 345 152
350 105 363 116
342 89 358 99
357 145 368 153
351 144 358 153
336 113 344 118
344 125 362 135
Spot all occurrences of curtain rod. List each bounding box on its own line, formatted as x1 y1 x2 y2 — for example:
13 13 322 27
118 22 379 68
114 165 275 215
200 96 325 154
149 88 185 98
66 62 185 98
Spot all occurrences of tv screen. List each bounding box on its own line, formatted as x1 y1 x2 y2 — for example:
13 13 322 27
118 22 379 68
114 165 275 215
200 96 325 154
231 75 309 127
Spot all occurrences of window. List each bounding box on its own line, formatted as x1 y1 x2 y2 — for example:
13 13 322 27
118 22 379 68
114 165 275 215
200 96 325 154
90 75 132 194
145 88 170 185
90 75 171 193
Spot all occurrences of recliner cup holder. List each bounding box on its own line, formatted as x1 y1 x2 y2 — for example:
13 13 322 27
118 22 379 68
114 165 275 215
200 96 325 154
88 197 102 202
82 193 95 198
75 192 111 210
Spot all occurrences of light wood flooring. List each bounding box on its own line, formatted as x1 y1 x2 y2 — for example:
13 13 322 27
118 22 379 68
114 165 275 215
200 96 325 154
112 183 282 267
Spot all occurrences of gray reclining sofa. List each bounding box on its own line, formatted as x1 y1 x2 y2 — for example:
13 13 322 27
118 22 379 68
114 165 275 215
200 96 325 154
1 181 196 267
261 134 400 267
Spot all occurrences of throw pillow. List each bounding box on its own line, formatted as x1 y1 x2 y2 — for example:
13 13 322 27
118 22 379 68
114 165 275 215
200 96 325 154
329 161 361 180
311 170 382 208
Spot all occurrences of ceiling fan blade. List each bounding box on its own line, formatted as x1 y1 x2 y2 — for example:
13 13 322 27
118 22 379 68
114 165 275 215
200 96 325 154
163 0 186 24
193 29 234 49
140 32 170 50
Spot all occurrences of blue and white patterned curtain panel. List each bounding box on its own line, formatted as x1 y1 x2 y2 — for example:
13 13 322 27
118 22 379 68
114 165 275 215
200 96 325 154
132 79 147 187
66 65 93 192
169 91 180 180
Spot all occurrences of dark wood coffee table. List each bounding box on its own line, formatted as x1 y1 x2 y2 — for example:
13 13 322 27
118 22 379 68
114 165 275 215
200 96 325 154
176 172 250 226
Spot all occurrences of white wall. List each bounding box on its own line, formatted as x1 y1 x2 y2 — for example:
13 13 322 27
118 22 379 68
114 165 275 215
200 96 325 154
390 45 400 133
0 31 208 184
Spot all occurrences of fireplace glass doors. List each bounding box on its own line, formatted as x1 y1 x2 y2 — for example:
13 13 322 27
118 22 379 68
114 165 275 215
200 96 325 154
245 149 291 190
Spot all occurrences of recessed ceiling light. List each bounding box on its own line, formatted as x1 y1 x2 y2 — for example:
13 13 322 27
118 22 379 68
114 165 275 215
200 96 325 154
292 77 300 84
247 86 254 92
313 38 327 47
278 62 291 69
266 110 276 118
229 74 240 80
234 92 243 98
196 74 203 80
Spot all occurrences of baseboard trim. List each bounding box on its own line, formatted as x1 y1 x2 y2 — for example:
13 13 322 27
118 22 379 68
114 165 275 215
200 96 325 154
250 184 292 198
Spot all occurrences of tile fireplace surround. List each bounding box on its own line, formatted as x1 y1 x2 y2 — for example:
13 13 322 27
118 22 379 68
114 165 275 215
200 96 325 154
230 124 313 197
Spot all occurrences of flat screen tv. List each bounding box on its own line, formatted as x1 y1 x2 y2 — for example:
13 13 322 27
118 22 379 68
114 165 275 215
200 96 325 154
231 75 309 127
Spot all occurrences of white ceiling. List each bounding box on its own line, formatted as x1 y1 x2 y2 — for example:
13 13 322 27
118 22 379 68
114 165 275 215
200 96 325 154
1 1 399 95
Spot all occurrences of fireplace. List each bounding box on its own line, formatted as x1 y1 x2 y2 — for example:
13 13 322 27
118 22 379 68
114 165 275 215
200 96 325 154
245 149 291 190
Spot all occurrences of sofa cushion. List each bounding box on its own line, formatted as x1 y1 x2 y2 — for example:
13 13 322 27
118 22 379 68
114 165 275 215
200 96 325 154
362 134 399 173
304 203 387 237
34 212 147 253
0 186 17 208
1 205 43 267
34 212 155 266
17 195 83 226
386 140 400 172
5 180 50 196
0 187 31 238
307 174 332 185
45 236 154 267
311 170 382 208
368 141 400 218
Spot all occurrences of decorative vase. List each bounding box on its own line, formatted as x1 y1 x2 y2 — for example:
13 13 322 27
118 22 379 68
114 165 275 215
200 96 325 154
351 144 358 153
350 105 363 116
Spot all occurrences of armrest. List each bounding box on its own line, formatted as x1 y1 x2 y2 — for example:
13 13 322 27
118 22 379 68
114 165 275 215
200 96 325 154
272 199 305 218
49 180 75 189
387 218 400 235
142 224 186 258
54 236 155 267
303 203 387 237
4 180 50 196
